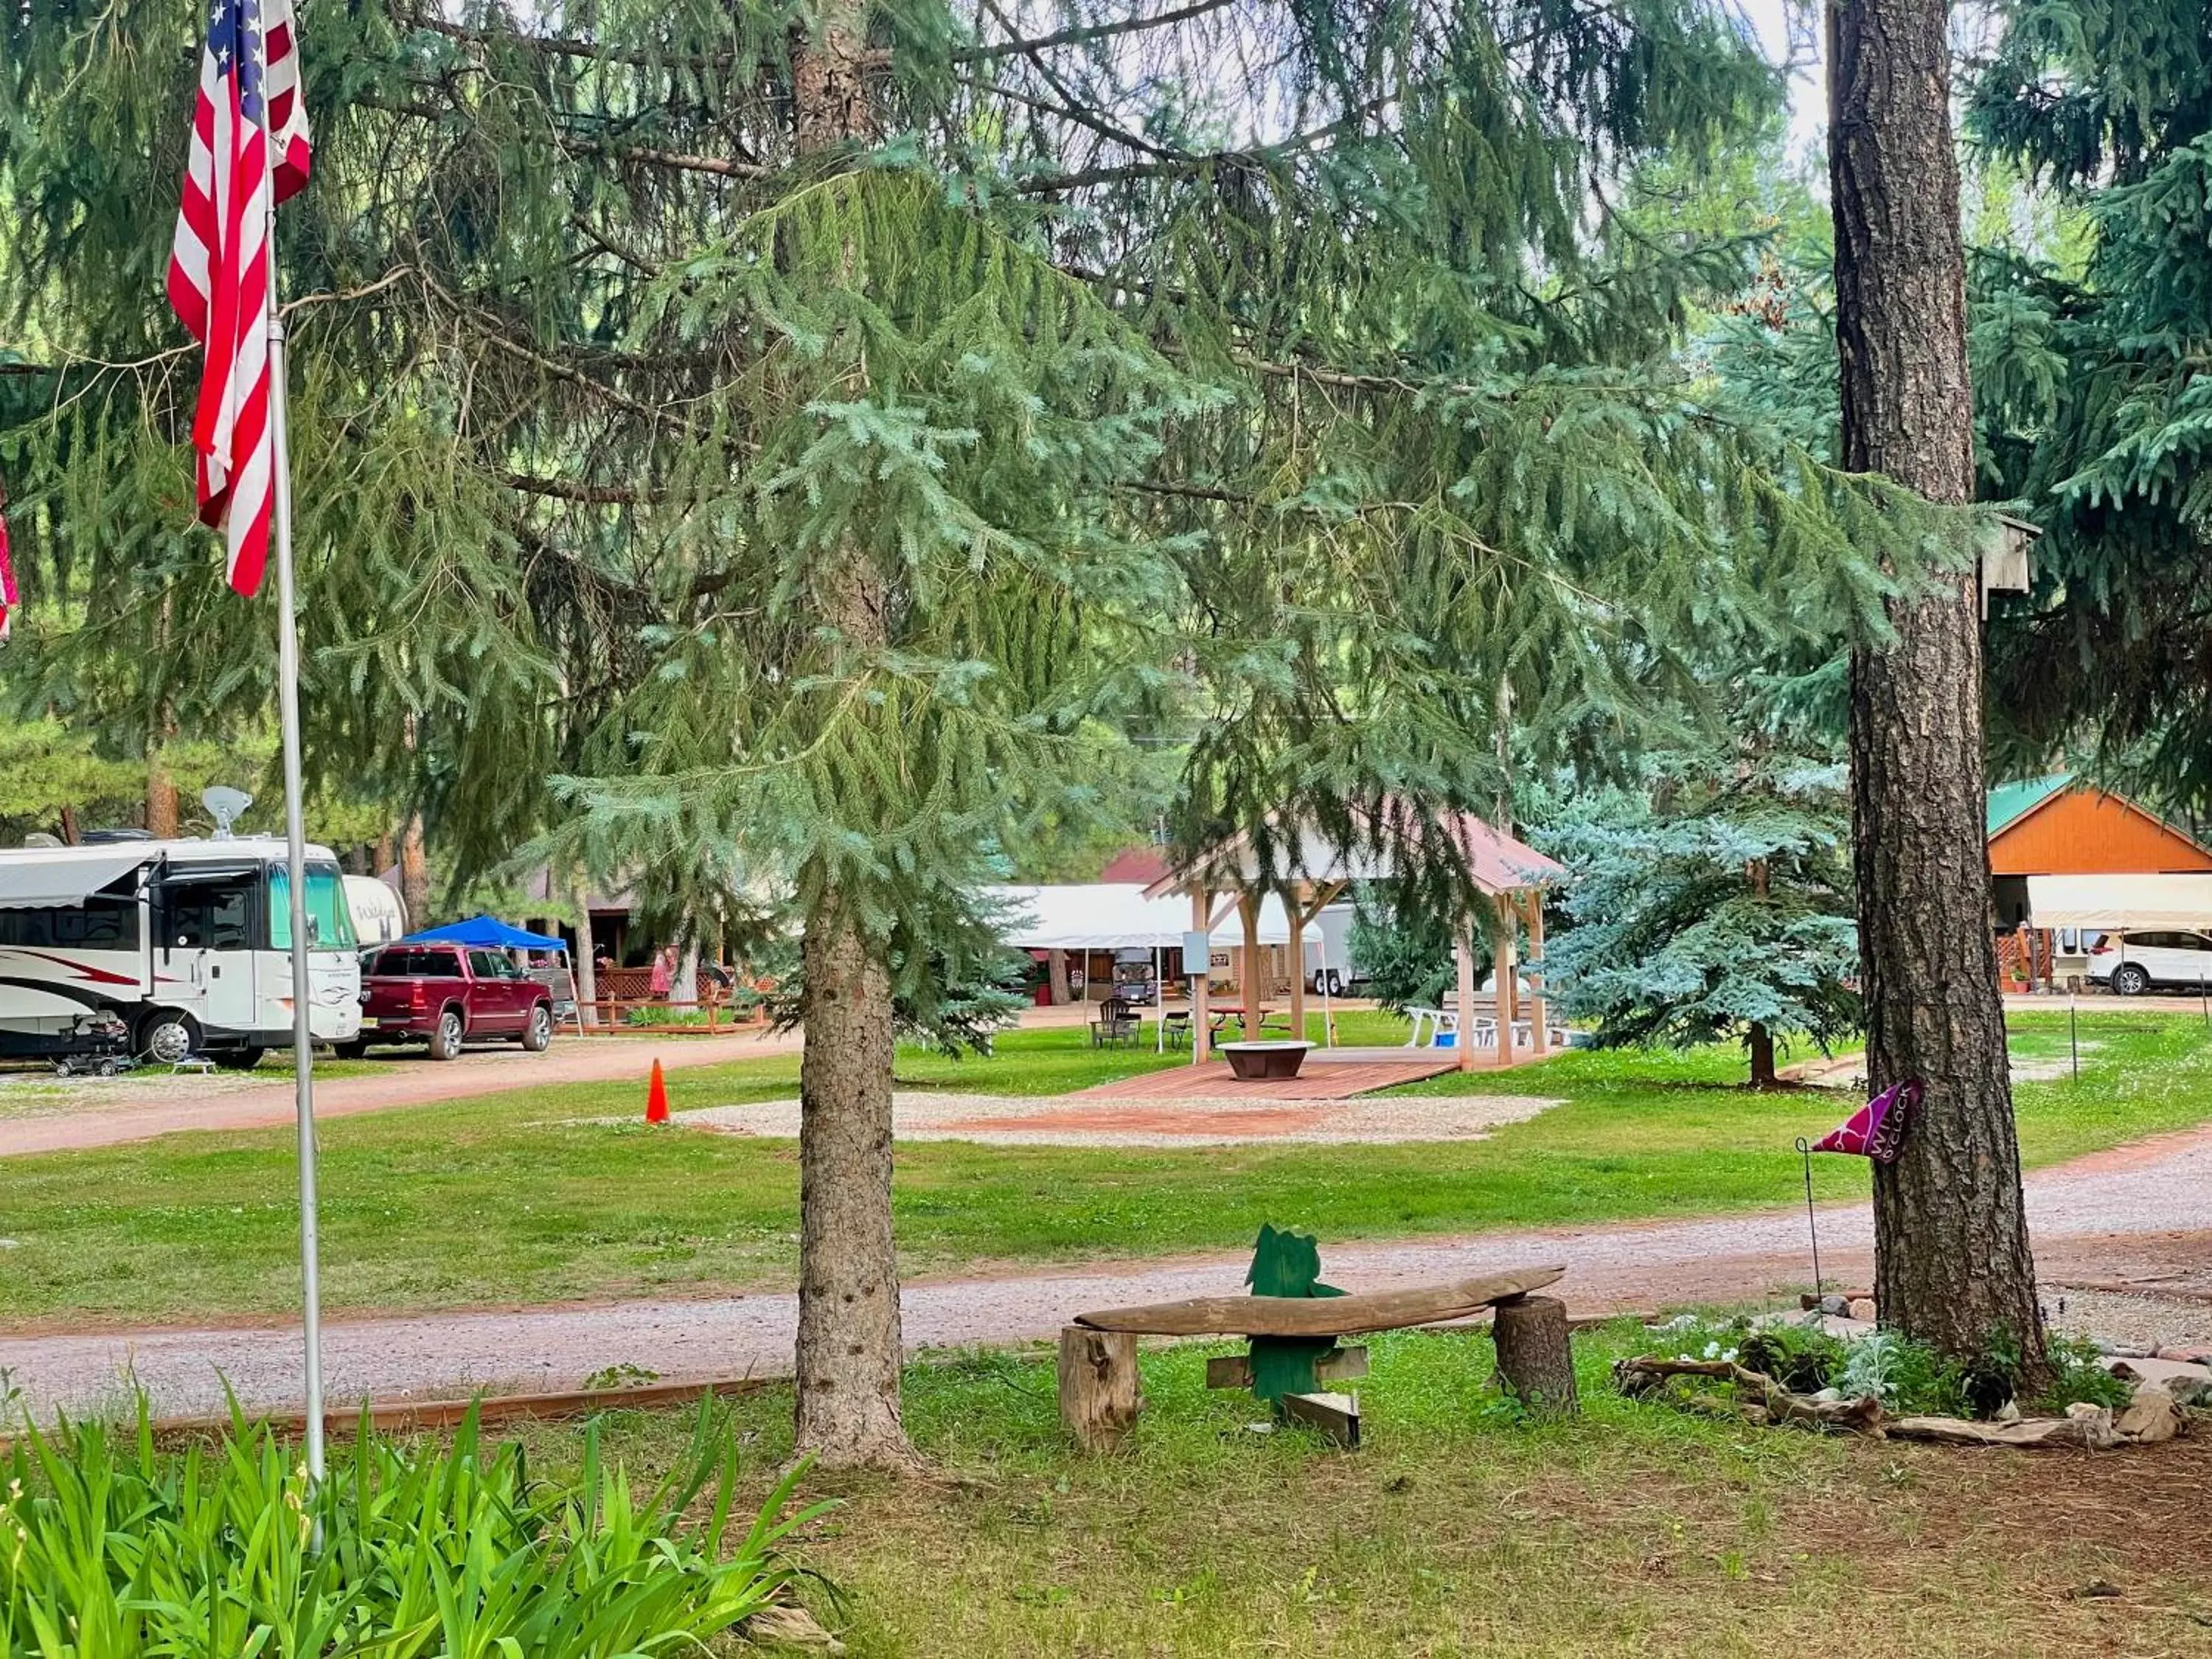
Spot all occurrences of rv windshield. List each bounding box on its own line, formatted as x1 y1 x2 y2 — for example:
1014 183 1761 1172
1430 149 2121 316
266 863 358 952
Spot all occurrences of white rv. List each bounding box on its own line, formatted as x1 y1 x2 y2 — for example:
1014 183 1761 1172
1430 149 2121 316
0 836 363 1065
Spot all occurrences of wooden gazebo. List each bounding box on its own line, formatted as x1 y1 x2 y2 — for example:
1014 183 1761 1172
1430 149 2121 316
1142 806 1567 1071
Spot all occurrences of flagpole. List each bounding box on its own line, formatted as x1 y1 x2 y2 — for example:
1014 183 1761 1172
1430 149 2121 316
256 14 325 1485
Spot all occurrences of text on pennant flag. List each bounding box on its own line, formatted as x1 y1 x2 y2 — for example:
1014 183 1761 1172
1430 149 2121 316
167 0 313 598
1809 1078 1919 1164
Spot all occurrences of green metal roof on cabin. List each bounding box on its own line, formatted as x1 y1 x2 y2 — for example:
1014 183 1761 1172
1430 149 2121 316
1987 774 2073 838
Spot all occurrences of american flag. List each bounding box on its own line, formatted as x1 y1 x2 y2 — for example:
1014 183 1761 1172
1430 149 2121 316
168 0 313 597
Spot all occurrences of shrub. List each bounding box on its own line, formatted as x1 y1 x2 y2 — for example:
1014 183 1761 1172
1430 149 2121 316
0 1399 828 1657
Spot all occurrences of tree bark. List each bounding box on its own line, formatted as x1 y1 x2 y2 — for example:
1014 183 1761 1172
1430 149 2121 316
1829 0 2047 1380
572 866 599 1030
1057 1326 1144 1452
794 906 914 1468
1492 1294 1578 1414
145 755 178 839
399 812 430 930
1747 1021 1777 1089
788 0 918 1472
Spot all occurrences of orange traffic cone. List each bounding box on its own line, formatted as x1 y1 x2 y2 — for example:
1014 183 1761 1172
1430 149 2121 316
645 1057 670 1124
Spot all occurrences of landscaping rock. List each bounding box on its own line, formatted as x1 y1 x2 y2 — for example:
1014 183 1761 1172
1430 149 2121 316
1818 1294 1851 1317
2105 1355 2212 1394
2156 1344 2212 1365
744 1604 846 1655
1848 1298 1877 1324
2115 1386 2182 1444
2163 1374 2212 1408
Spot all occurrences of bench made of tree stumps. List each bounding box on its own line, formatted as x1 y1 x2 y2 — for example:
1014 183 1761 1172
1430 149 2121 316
1057 1225 1571 1449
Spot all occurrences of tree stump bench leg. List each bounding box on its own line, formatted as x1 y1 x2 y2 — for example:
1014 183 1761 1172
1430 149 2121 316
1059 1326 1143 1450
1492 1293 1578 1414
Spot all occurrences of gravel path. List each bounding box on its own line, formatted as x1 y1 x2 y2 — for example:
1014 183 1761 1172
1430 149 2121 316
0 1031 807 1158
663 1090 1562 1146
9 1120 2212 1422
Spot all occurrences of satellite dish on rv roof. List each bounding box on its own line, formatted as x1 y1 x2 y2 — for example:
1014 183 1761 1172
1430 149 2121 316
202 787 253 839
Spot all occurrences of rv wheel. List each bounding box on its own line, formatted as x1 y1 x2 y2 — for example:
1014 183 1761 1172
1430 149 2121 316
137 1009 199 1066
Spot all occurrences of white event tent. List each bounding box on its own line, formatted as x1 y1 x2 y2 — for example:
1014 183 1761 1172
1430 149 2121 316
991 883 1309 1052
2026 874 2212 930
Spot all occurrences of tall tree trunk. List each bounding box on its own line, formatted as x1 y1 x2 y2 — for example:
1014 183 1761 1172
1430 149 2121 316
399 812 429 929
1747 1021 1777 1089
788 0 918 1472
147 594 178 838
1829 0 2047 1378
572 866 599 1030
145 755 178 839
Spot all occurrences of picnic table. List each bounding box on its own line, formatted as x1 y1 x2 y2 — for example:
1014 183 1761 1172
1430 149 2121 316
1205 1004 1295 1035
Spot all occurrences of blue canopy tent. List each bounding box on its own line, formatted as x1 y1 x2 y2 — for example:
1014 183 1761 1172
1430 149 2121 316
403 915 568 953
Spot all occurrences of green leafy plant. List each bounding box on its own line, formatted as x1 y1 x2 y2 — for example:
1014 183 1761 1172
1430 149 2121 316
1830 1330 1905 1405
0 1397 831 1656
1737 1322 1844 1394
2036 1336 2132 1413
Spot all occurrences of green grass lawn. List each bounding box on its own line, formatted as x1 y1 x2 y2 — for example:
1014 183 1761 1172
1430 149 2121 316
498 1323 2212 1658
1 1012 2207 1329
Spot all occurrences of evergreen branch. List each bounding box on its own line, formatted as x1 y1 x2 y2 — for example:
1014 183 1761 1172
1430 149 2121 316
555 138 770 180
501 472 653 504
958 0 1240 63
403 12 742 70
969 0 1180 161
417 274 664 420
1009 94 1392 194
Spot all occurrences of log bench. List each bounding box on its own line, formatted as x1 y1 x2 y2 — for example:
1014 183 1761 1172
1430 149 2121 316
1058 1226 1573 1449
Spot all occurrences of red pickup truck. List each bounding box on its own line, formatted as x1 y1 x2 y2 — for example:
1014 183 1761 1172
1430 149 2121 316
341 942 555 1060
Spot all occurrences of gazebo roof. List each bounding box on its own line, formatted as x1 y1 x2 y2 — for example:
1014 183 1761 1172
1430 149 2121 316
1141 802 1565 900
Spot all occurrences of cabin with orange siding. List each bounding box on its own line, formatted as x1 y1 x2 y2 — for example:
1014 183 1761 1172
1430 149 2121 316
1987 776 2212 929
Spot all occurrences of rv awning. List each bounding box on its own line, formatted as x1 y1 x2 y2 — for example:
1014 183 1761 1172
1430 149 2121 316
0 848 150 910
992 885 1293 950
2027 874 2212 929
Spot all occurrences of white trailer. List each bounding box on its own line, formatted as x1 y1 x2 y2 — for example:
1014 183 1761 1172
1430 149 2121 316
0 836 363 1066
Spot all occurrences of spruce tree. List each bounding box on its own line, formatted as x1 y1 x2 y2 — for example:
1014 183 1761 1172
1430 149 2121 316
1536 751 1857 1086
3 0 1927 1462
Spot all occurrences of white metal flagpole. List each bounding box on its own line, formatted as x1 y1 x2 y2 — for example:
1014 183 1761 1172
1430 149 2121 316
256 13 325 1483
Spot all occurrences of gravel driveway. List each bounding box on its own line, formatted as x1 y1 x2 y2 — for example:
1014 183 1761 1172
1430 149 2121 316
8 1120 2211 1423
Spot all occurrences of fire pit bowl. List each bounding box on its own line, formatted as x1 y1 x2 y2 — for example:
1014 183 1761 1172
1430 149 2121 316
1220 1040 1315 1081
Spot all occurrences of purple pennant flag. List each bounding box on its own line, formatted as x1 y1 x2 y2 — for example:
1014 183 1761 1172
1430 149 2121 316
1810 1079 1918 1164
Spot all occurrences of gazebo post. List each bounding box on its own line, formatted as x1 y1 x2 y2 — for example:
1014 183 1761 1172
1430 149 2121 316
1455 919 1478 1074
1288 888 1308 1046
1239 892 1263 1040
1189 883 1211 1065
1525 891 1550 1057
1492 894 1519 1069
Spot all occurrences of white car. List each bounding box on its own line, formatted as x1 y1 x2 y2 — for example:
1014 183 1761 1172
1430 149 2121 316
2087 930 2212 995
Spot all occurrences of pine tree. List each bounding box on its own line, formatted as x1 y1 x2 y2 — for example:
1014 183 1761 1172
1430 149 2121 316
2 0 1932 1462
1829 0 2047 1381
1534 751 1857 1087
